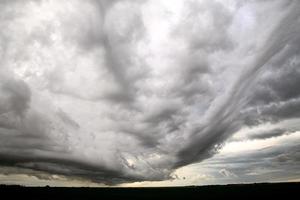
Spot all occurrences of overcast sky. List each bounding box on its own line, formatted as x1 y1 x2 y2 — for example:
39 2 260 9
0 0 300 187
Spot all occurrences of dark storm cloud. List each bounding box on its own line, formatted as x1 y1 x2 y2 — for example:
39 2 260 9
0 0 300 186
243 28 300 125
0 153 144 185
249 51 300 106
175 0 300 167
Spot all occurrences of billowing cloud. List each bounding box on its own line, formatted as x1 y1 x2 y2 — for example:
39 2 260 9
0 0 300 185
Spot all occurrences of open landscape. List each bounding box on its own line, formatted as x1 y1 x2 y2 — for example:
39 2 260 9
1 182 299 199
1 0 300 193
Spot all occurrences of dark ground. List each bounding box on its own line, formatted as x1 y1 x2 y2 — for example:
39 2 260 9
0 182 299 199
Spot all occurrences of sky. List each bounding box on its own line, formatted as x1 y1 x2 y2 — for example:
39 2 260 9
0 0 300 187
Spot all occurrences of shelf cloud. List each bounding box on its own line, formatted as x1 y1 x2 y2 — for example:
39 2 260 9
0 0 299 185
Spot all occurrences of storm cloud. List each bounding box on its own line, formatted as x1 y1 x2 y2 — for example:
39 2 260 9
0 0 300 185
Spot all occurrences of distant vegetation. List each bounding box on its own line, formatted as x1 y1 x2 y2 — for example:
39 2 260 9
0 182 299 199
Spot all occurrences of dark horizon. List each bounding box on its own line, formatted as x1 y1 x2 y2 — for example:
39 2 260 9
0 0 300 187
1 182 299 200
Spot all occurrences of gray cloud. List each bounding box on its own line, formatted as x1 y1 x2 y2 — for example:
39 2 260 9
198 133 300 184
0 79 31 116
247 128 289 140
0 0 300 185
175 0 300 167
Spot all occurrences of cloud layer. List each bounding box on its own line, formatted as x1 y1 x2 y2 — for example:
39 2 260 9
0 0 300 185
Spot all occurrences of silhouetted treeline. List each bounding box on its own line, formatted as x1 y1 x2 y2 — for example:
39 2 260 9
0 182 299 200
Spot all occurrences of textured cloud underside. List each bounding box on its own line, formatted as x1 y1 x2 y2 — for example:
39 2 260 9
0 0 300 185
